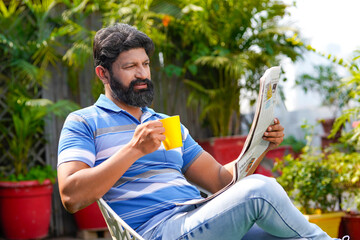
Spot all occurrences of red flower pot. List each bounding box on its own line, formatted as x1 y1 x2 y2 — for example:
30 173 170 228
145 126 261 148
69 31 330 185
0 179 53 239
339 214 360 239
198 136 247 165
73 201 107 230
265 145 293 160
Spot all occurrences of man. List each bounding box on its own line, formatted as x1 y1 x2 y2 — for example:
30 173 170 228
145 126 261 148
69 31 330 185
57 23 343 240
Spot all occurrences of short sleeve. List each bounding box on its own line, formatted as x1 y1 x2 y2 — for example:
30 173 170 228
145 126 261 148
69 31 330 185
181 125 204 173
57 113 96 167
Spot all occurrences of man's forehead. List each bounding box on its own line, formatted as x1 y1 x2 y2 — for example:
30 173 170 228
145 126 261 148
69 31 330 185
117 48 149 63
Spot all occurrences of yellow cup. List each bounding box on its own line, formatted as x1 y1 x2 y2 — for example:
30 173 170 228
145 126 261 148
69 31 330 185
159 115 183 150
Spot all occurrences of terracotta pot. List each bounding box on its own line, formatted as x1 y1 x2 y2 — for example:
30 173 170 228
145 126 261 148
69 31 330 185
0 179 53 239
320 118 336 135
321 135 339 149
319 118 343 149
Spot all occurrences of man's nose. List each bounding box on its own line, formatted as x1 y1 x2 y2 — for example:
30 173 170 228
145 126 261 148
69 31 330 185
135 66 148 79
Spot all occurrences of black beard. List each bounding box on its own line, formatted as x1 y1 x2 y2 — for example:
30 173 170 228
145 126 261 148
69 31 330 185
109 74 154 108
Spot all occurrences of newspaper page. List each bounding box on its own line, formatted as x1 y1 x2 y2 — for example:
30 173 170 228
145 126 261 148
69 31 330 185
177 66 281 206
233 66 281 181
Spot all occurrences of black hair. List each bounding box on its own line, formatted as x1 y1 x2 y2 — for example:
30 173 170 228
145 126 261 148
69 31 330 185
93 23 155 71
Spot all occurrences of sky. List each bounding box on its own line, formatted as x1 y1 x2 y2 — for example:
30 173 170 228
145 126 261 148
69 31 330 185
280 0 360 111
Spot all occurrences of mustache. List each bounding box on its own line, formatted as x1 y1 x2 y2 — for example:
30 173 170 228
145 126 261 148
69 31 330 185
129 78 152 89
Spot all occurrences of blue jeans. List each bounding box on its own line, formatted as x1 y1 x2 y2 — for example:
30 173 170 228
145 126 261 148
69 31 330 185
143 174 332 240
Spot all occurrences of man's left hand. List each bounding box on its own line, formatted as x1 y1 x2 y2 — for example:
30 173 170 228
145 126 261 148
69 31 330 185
263 118 284 151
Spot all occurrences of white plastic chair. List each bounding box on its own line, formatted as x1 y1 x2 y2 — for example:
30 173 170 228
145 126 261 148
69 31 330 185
97 198 144 240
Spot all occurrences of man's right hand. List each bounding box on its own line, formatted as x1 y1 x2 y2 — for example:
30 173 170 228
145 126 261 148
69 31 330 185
128 120 166 156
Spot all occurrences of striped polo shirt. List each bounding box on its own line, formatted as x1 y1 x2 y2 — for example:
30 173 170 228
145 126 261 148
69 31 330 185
57 94 204 230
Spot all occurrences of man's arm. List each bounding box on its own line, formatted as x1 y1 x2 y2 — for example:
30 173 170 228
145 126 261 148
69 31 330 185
57 121 166 213
184 118 284 193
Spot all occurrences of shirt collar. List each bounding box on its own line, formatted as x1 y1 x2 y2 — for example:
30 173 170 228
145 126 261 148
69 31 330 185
95 94 123 112
141 107 157 122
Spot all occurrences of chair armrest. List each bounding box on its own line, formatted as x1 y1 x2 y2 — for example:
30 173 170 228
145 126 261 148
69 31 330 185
97 198 144 240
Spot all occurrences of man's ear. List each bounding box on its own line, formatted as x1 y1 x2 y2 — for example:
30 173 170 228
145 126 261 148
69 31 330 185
95 66 110 84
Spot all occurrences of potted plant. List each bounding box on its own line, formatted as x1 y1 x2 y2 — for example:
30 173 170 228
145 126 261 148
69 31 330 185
0 94 78 239
310 49 360 238
273 127 345 238
274 152 345 237
325 146 360 237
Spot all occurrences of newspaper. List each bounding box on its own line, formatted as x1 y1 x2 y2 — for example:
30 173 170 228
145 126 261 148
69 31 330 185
177 66 281 205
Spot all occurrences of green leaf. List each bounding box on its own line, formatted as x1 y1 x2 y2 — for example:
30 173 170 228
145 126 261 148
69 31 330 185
187 64 197 75
163 64 183 77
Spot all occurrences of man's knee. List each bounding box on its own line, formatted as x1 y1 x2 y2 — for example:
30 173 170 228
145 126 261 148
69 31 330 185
232 174 281 198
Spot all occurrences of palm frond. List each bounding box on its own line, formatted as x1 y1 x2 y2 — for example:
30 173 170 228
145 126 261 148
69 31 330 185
195 56 230 69
0 0 21 17
10 59 41 84
63 41 93 68
150 0 183 18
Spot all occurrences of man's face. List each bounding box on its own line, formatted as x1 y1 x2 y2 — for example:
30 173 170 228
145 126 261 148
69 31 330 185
109 48 154 107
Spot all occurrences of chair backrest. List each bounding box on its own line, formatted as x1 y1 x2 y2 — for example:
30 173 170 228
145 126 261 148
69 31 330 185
97 198 144 240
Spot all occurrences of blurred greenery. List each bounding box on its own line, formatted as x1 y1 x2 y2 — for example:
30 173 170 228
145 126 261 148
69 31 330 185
274 124 341 214
276 55 360 212
279 135 306 154
331 50 360 144
0 0 100 93
0 94 78 180
0 0 93 180
275 152 340 214
1 165 57 183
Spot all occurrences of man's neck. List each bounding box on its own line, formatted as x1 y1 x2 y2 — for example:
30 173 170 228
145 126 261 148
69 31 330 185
105 93 143 121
